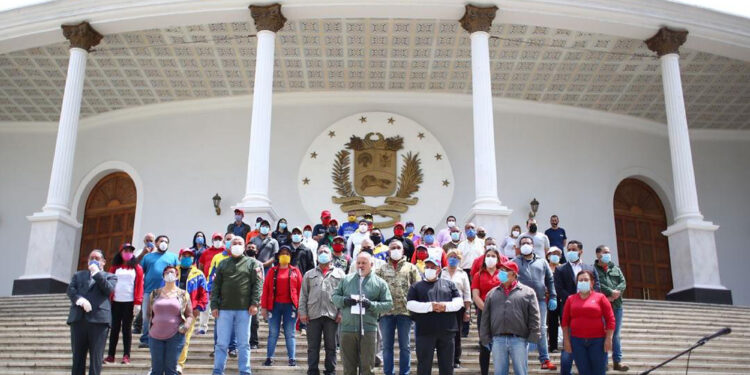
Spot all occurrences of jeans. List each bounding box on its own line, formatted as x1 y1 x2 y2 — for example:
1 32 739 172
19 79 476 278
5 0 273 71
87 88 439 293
213 321 237 352
307 317 338 375
560 349 575 375
213 310 252 375
613 307 623 363
490 336 528 375
379 314 412 375
140 291 151 344
266 302 297 360
570 336 608 375
149 332 186 375
535 300 550 363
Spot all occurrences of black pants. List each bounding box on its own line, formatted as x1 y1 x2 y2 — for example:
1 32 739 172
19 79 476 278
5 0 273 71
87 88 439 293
108 301 134 357
548 301 561 351
250 314 259 346
416 332 455 375
454 308 465 364
476 310 490 375
133 307 143 333
71 320 109 375
307 317 338 375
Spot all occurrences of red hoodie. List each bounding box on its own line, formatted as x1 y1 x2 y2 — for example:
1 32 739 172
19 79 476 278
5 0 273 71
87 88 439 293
261 266 303 310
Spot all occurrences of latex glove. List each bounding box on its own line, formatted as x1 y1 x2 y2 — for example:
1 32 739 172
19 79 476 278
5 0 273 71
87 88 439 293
76 297 92 312
343 297 357 307
548 299 557 311
360 297 372 309
88 263 100 275
133 304 142 317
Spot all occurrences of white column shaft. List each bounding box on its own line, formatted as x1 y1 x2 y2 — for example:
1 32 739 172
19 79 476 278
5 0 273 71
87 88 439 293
43 47 88 215
470 31 501 208
243 30 276 205
660 53 702 221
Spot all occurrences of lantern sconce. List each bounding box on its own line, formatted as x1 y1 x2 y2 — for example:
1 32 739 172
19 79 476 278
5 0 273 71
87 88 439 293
212 193 222 216
529 198 539 219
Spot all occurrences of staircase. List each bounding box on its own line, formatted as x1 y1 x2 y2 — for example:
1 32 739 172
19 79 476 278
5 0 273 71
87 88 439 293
0 294 748 374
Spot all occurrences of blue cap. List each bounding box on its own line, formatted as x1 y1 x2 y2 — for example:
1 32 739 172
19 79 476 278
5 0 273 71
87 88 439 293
424 256 441 266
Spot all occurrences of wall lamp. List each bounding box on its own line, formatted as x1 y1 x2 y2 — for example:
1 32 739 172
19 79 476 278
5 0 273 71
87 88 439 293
529 197 539 219
212 193 222 216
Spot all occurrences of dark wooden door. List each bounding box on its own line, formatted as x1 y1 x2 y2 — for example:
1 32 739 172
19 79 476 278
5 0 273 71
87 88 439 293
613 178 672 300
77 172 137 270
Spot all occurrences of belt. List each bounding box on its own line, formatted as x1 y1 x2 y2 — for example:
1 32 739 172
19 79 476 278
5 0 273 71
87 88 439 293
498 333 521 338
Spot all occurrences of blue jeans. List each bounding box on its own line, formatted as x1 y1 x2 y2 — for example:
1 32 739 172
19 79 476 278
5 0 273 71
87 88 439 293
560 349 575 375
571 336 608 375
379 314 412 375
535 300 550 363
613 307 623 363
140 291 151 344
213 310 252 375
491 336 528 375
149 332 185 375
266 302 296 360
213 322 237 352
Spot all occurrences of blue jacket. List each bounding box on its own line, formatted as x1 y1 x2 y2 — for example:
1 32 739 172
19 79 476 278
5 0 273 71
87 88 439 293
513 255 556 302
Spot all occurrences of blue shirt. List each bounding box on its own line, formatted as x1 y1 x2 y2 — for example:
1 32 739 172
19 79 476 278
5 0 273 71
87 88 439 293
544 227 567 249
140 251 179 293
338 222 358 240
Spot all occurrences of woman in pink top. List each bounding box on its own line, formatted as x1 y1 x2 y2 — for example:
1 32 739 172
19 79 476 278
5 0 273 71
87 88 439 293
148 265 193 375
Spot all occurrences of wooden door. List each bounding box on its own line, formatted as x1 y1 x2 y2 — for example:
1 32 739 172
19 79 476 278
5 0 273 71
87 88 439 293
77 172 137 270
613 178 672 300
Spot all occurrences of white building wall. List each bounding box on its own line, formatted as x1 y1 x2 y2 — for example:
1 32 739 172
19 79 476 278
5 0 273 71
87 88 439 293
1 92 748 305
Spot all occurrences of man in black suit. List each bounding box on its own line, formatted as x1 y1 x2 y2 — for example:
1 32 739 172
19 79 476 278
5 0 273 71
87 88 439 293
553 240 600 375
66 249 118 375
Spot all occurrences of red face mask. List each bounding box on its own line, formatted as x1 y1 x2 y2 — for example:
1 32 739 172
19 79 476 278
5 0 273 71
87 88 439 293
332 243 345 253
416 251 428 261
322 217 331 226
394 228 404 236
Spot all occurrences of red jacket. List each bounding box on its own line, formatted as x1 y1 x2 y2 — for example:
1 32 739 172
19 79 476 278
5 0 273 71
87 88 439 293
470 253 509 278
261 265 303 310
108 264 144 305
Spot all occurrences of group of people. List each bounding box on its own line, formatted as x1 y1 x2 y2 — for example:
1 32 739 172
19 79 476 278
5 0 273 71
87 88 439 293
67 208 629 375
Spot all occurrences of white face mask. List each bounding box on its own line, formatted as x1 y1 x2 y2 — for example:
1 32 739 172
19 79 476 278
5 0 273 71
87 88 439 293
424 268 438 281
158 242 169 251
359 224 368 233
447 220 456 228
520 244 533 256
230 245 244 257
390 249 403 261
512 230 520 237
213 240 222 248
485 257 498 268
164 273 177 283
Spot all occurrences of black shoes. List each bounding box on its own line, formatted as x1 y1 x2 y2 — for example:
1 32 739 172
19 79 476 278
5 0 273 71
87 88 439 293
263 358 273 366
228 349 238 358
288 359 297 367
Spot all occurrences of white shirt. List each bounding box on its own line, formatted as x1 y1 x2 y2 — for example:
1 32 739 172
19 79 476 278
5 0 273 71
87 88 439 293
457 238 484 269
440 268 472 302
571 261 583 283
303 238 319 265
518 231 550 258
113 267 136 302
500 236 518 258
347 230 370 257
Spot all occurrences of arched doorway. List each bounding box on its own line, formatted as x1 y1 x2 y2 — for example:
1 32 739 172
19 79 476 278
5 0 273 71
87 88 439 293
613 178 672 300
77 172 137 270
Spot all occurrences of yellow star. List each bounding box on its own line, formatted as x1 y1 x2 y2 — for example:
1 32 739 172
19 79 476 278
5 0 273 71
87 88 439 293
387 117 395 124
417 132 425 140
328 131 336 138
435 153 442 160
359 116 367 123
310 152 318 159
302 177 310 185
442 179 450 187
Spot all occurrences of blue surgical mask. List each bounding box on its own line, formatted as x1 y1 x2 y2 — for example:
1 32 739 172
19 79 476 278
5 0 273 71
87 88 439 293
466 229 476 238
234 214 242 222
567 251 580 263
303 230 312 238
577 280 591 293
146 241 155 249
196 237 205 245
279 222 287 230
318 252 331 264
180 257 193 268
448 257 460 267
498 270 509 283
255 222 261 229
424 234 435 244
292 234 302 243
405 226 414 235
450 232 460 241
260 226 270 235
549 254 560 264
225 240 231 249
601 253 612 264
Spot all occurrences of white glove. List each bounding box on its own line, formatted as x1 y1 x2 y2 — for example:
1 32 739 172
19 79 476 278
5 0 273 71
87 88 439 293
76 297 92 312
88 263 100 275
133 304 142 317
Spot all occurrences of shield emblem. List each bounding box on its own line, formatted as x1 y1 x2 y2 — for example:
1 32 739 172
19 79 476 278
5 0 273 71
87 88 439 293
349 133 400 197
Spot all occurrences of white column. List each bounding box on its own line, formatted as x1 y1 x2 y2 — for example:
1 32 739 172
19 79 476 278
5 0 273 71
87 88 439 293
660 53 703 222
241 30 275 208
42 48 88 215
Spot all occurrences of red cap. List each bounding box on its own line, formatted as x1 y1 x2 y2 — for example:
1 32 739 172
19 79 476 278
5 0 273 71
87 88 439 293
211 232 223 240
500 260 519 274
179 248 195 257
393 221 404 229
321 210 331 218
329 219 339 225
234 208 245 215
303 224 312 230
120 243 135 251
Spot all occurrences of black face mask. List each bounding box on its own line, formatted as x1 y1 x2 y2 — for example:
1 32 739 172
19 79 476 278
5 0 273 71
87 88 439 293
370 235 382 245
477 232 486 239
245 250 257 257
360 247 373 255
529 224 538 233
328 226 337 234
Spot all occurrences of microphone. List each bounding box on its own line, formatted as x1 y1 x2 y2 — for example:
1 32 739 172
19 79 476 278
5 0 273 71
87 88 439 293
698 327 731 343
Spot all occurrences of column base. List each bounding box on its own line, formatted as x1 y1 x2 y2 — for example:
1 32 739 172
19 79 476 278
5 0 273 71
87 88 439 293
12 277 69 295
465 205 513 241
666 286 732 305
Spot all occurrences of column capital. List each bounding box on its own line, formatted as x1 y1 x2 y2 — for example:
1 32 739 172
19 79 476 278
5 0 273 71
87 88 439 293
250 3 286 33
459 4 498 34
61 21 102 52
645 27 688 57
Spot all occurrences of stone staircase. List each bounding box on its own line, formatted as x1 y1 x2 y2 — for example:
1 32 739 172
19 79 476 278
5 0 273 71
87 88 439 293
0 294 748 374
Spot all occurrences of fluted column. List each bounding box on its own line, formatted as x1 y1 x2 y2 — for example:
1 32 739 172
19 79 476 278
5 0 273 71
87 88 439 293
645 27 731 304
460 4 512 238
237 4 285 220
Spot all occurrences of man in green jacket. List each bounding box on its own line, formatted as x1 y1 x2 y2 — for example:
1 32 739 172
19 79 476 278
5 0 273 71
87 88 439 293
333 252 393 375
594 245 629 372
210 235 263 375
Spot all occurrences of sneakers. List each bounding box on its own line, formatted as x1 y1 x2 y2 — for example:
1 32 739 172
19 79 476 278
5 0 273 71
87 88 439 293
228 349 238 358
288 359 297 367
614 362 630 371
103 356 115 364
374 356 382 367
197 329 206 335
176 365 182 375
250 344 259 349
263 358 273 366
121 355 130 365
541 360 557 370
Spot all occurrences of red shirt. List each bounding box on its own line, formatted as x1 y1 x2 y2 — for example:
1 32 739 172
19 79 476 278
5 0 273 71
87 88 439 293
471 268 500 301
198 247 224 277
261 266 302 309
562 292 616 339
275 268 292 303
